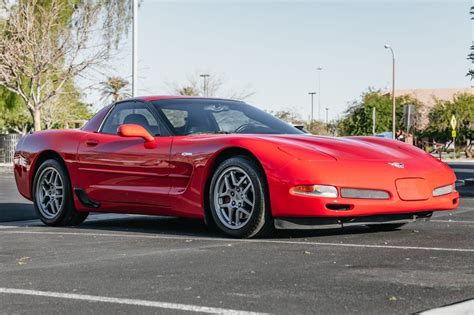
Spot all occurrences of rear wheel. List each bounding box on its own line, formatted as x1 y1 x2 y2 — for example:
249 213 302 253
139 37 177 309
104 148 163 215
33 159 88 226
209 156 273 238
366 223 407 231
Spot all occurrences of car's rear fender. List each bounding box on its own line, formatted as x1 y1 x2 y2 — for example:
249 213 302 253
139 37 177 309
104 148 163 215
14 130 89 201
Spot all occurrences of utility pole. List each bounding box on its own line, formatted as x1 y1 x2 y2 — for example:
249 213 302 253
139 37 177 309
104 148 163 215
200 74 210 97
132 0 138 97
325 107 329 133
316 67 323 121
308 92 317 128
384 44 396 139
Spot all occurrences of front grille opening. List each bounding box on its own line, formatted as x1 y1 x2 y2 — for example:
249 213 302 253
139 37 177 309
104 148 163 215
340 188 390 200
326 204 352 211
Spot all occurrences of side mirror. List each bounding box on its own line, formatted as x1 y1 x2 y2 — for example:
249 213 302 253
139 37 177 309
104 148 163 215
118 124 154 142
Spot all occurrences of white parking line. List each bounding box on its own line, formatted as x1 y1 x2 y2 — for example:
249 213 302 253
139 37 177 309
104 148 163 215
0 288 266 314
2 230 474 253
420 299 474 314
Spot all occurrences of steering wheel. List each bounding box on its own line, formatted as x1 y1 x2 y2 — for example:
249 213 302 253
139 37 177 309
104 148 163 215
233 123 256 134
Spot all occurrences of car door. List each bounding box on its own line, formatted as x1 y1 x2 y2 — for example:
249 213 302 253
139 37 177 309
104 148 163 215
76 101 173 209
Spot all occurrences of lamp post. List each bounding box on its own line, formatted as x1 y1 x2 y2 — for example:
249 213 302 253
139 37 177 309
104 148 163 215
316 67 323 121
200 74 210 97
308 92 317 127
384 44 396 139
132 0 138 97
325 107 329 133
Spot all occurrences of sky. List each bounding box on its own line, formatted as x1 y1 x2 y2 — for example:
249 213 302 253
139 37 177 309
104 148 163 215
93 0 473 122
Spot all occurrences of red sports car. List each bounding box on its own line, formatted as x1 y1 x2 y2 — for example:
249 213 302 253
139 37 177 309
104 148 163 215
14 96 459 238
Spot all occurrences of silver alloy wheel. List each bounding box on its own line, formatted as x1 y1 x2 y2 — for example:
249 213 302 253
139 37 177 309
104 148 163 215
213 166 255 229
35 167 64 219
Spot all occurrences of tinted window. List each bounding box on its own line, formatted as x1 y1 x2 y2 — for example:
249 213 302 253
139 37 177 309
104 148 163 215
153 99 303 135
101 102 160 136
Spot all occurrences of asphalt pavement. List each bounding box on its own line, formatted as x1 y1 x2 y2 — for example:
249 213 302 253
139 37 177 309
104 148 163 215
0 164 473 314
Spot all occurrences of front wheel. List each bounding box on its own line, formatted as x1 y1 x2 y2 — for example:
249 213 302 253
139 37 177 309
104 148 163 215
33 159 88 226
209 156 273 238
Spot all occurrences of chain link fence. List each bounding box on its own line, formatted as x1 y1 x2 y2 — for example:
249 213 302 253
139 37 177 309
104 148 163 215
0 134 22 164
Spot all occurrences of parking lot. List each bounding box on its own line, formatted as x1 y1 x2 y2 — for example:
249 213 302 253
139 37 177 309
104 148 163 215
0 164 473 314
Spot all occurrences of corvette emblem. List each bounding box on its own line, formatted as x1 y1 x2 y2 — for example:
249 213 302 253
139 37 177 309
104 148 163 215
388 162 404 169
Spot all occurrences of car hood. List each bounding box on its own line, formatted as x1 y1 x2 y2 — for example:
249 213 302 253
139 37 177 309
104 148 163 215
258 134 417 161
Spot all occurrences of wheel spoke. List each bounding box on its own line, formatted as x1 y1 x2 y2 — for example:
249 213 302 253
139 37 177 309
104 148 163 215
224 175 232 191
242 182 252 194
49 199 56 213
230 171 239 187
227 207 234 224
243 196 253 207
237 207 250 216
218 191 229 198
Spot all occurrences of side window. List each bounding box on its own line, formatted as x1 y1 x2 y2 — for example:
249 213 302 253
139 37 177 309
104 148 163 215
161 108 188 133
101 102 160 136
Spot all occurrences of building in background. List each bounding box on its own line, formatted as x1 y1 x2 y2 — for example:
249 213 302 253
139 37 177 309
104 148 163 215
395 87 474 129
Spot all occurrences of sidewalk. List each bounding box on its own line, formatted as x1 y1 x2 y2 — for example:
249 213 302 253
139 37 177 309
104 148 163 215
0 163 13 174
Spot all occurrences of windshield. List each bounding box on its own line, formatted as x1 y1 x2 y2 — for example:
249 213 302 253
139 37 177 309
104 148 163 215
152 99 304 135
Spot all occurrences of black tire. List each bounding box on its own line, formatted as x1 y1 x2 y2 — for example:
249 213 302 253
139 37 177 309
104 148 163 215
366 223 407 231
209 156 273 238
32 159 88 226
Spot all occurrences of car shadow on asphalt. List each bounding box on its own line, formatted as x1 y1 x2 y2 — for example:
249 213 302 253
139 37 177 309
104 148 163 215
70 214 399 240
0 203 37 223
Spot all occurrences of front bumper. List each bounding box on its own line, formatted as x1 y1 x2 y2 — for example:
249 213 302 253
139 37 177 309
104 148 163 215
273 190 459 217
268 158 459 218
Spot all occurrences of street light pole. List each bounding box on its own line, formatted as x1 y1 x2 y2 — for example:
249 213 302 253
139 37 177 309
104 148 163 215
384 44 396 139
308 92 316 127
132 0 138 97
316 67 323 121
325 107 329 132
200 74 210 97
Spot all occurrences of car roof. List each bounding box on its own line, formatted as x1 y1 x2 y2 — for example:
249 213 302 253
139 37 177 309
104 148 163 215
128 95 240 102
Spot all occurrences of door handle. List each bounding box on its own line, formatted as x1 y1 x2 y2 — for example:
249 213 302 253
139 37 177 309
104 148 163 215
85 139 99 146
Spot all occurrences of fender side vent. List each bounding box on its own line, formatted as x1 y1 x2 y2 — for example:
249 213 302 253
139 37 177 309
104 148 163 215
74 188 101 208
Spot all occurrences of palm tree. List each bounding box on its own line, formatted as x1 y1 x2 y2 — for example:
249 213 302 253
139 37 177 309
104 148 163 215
100 77 130 103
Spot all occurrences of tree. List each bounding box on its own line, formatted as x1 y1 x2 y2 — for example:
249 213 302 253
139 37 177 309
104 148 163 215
100 76 130 103
270 108 329 135
167 73 255 101
337 89 423 136
0 0 133 132
424 93 474 156
42 81 92 129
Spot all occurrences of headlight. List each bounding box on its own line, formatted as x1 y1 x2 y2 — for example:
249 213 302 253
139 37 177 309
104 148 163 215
290 185 338 198
432 184 454 197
